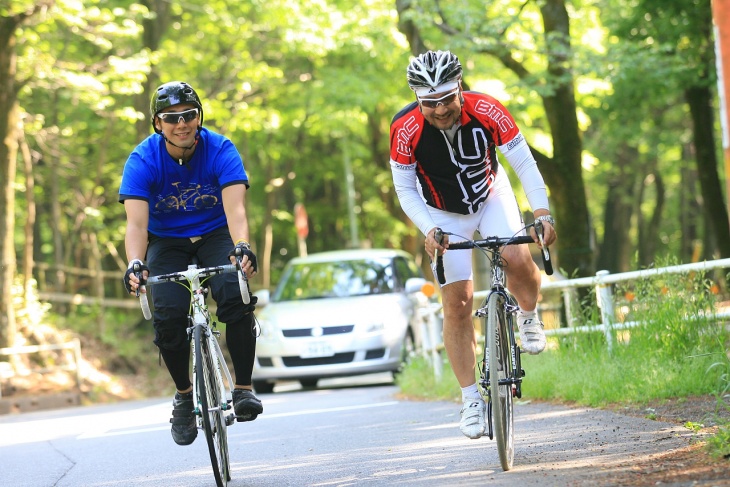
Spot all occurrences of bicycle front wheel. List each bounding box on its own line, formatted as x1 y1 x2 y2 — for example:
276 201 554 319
194 325 231 487
486 292 515 471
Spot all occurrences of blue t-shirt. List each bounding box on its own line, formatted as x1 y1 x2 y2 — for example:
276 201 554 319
119 127 249 238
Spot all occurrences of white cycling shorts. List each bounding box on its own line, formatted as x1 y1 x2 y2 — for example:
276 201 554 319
430 169 525 285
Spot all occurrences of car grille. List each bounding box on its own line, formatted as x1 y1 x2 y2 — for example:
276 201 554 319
282 325 355 337
282 352 355 366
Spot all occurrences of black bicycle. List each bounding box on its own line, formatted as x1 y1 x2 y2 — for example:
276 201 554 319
434 221 553 471
136 262 249 487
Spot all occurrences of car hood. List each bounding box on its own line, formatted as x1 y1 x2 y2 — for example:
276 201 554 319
258 294 409 328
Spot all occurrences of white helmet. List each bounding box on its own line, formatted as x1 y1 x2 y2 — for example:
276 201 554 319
406 50 462 92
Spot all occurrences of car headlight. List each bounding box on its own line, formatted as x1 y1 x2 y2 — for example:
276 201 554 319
365 313 403 335
365 322 385 334
257 321 275 339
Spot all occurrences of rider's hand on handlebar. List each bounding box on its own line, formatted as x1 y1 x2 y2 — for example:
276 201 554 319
530 213 557 247
123 259 149 296
229 239 258 276
426 227 448 261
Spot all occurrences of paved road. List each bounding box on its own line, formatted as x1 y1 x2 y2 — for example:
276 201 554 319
0 374 694 486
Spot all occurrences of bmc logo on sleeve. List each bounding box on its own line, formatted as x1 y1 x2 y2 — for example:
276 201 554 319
473 100 515 134
395 115 420 158
505 133 524 151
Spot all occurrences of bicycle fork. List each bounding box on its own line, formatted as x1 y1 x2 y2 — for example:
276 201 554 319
475 303 525 400
209 328 237 427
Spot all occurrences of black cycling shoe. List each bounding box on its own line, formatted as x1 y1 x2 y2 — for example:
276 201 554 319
232 389 263 422
170 391 197 445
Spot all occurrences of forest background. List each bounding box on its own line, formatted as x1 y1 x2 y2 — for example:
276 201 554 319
1 0 730 350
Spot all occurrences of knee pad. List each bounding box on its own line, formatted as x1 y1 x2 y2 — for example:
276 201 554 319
153 322 189 351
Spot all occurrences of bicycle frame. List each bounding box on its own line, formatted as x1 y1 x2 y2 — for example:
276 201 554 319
476 255 524 400
137 262 249 487
186 267 236 425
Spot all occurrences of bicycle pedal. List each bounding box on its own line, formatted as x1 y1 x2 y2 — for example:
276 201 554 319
225 415 236 426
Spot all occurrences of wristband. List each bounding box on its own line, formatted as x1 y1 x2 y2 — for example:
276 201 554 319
128 258 144 269
234 238 250 246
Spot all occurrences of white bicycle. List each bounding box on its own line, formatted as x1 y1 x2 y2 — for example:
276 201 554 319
136 262 249 487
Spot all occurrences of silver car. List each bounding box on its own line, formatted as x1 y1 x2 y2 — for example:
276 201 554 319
251 249 432 393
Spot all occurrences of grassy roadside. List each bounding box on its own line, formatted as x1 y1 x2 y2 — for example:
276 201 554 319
397 268 730 459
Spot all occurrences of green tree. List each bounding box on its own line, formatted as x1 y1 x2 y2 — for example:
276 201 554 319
590 0 729 269
0 1 56 348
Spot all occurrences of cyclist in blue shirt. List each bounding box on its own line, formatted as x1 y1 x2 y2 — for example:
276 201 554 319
120 81 262 446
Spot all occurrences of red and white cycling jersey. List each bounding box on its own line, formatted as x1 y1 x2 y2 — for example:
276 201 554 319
389 91 522 215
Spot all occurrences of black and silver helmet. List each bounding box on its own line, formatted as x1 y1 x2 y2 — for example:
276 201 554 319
150 81 204 133
406 50 462 92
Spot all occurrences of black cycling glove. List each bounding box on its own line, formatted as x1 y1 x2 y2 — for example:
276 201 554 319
123 259 149 294
229 241 258 273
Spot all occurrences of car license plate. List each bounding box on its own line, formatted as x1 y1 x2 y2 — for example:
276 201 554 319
301 341 335 359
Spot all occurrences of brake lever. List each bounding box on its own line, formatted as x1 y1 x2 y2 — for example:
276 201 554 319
534 220 554 275
433 228 446 285
132 261 145 298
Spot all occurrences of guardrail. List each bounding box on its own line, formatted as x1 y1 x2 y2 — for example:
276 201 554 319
0 339 82 399
420 258 730 376
530 258 730 351
417 302 444 380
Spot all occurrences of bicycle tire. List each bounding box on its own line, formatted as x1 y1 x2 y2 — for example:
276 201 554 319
487 293 515 471
195 325 231 487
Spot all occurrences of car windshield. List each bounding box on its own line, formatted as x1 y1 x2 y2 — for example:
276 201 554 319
274 258 395 301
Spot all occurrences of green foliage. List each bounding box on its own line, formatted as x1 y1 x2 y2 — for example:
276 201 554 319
399 266 730 453
524 268 728 405
8 0 725 299
707 421 730 459
395 355 460 402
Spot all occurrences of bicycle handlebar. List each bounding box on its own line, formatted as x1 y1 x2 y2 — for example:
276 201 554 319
138 263 250 320
433 222 553 286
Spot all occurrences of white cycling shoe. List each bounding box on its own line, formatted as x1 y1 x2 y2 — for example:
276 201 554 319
459 398 486 439
517 311 546 355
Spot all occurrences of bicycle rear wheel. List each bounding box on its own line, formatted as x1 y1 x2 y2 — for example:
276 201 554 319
486 293 515 471
194 325 231 487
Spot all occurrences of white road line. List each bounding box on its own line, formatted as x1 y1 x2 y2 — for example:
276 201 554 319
76 400 400 439
258 400 400 419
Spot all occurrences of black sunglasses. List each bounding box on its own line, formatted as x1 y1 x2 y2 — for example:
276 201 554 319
158 108 200 125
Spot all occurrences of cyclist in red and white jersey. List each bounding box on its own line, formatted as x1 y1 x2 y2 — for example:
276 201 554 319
389 50 557 440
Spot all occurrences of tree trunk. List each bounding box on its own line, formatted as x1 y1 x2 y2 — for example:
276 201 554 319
48 90 66 301
395 0 428 56
685 85 730 259
19 128 36 304
679 163 701 262
134 0 172 142
597 179 634 273
0 15 21 348
537 0 593 277
638 171 665 267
